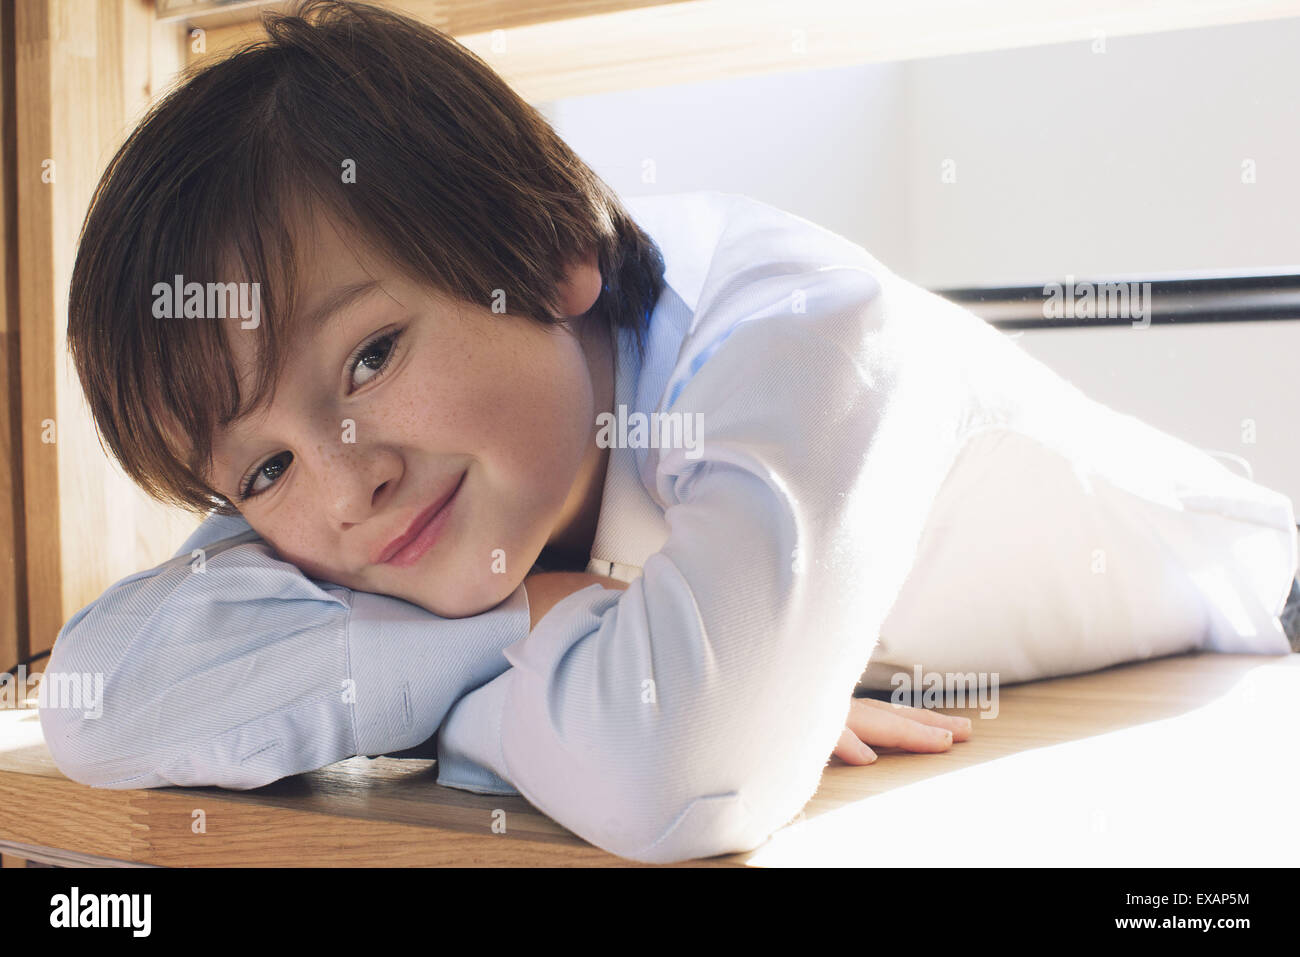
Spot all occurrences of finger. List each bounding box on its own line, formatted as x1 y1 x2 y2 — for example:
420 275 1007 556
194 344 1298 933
846 702 956 752
832 726 877 765
852 697 973 741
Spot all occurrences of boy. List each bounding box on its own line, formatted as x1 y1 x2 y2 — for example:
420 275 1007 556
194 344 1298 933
40 0 1298 864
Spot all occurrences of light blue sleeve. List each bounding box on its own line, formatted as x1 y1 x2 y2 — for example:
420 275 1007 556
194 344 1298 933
436 275 915 864
38 510 530 791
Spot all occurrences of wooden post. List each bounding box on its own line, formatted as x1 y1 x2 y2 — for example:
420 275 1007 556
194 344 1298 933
12 0 197 663
1 0 27 677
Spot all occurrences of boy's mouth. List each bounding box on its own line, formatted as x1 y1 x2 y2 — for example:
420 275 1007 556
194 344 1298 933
372 471 466 567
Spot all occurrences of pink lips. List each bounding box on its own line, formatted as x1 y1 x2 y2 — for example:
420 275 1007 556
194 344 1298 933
374 473 465 567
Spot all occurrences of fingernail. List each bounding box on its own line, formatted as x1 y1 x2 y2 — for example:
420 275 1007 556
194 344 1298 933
860 745 876 763
936 728 953 743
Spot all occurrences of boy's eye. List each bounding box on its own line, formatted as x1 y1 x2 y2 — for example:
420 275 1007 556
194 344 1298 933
237 328 403 502
241 452 293 499
349 330 401 391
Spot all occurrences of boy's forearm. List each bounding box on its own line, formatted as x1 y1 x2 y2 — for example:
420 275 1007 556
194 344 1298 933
523 571 629 630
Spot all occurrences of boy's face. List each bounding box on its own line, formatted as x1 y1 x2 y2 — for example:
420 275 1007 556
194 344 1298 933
205 209 611 618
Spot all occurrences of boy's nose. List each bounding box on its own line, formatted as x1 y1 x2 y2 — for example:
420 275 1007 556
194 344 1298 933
313 440 402 528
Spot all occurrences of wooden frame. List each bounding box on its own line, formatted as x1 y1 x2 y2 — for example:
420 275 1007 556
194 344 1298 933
172 0 1300 103
4 0 1300 868
1 0 25 676
11 0 195 670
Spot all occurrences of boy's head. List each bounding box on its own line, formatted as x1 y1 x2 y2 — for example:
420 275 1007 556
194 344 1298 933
67 0 665 616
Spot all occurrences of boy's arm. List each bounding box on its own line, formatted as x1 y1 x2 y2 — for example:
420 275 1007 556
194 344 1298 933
435 271 1298 865
435 283 931 863
522 571 629 629
38 513 530 790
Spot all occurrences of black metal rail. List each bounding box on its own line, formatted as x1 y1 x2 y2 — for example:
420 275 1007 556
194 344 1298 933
932 271 1300 330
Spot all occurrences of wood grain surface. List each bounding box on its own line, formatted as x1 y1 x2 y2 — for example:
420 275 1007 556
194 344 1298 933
2 651 1295 866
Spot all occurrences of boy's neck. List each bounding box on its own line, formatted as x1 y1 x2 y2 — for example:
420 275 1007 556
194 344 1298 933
544 316 616 562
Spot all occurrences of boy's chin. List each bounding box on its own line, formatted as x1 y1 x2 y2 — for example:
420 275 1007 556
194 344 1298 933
406 573 523 620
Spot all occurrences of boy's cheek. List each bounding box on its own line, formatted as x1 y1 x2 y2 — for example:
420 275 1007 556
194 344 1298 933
247 467 541 615
255 529 380 594
288 550 526 621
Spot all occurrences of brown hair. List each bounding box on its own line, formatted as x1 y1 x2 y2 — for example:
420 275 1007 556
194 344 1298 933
68 0 664 517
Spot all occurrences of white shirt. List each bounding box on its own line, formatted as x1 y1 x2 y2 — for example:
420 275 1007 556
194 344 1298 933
39 190 1298 864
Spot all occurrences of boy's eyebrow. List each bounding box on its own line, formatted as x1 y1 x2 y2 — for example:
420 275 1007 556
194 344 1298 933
208 278 388 478
301 278 386 330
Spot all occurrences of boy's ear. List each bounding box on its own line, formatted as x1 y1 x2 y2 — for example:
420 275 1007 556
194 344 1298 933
552 248 602 320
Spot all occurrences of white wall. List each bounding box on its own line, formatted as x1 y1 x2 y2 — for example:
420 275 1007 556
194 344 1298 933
902 16 1300 505
538 16 1300 506
903 16 1300 287
537 60 912 274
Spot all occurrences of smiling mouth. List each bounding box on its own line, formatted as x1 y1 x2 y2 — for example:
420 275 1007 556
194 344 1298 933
375 472 465 567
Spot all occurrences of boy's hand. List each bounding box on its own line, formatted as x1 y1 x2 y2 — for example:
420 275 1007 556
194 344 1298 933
832 697 972 764
521 573 973 764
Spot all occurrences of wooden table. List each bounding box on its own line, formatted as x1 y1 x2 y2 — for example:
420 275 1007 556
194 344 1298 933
1 652 1296 867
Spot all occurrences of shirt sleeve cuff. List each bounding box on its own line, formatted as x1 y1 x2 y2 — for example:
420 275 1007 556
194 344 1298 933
435 669 519 794
346 582 530 759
